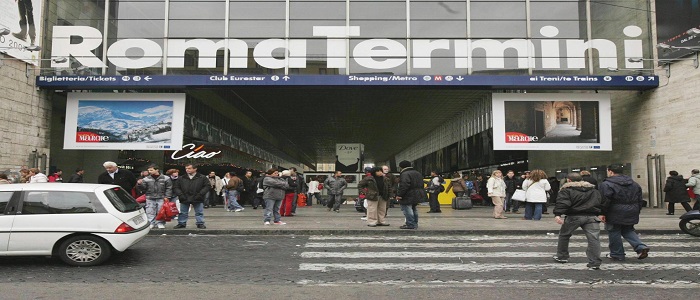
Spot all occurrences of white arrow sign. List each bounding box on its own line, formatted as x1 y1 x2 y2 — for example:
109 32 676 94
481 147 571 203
144 76 152 81
457 76 464 81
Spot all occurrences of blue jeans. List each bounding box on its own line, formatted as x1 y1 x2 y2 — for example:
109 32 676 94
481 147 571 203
605 223 648 258
178 202 204 225
556 215 602 267
524 202 543 220
263 198 282 222
401 204 419 228
227 190 244 210
145 198 165 226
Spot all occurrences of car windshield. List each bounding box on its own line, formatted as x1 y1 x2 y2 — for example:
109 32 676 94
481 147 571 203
103 187 141 213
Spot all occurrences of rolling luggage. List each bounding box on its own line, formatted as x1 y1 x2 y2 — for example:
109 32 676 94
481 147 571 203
452 197 473 210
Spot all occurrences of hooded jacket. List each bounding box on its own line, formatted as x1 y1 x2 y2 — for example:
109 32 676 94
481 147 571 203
599 175 643 225
663 175 690 203
685 173 700 195
396 167 427 205
553 181 602 217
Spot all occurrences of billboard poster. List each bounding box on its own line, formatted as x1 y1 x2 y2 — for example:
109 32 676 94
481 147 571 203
492 93 612 151
64 93 186 150
0 0 43 64
335 143 363 173
656 0 700 59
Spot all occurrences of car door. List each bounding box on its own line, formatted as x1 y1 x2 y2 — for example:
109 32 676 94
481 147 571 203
0 191 18 253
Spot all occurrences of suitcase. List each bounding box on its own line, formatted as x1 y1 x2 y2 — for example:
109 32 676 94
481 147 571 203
452 197 473 210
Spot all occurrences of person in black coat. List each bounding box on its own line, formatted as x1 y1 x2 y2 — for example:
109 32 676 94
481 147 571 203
172 164 210 229
97 161 136 192
68 168 84 183
581 171 599 188
663 170 692 215
395 161 426 229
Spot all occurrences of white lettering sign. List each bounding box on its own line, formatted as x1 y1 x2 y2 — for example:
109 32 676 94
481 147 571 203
171 143 222 160
51 25 645 71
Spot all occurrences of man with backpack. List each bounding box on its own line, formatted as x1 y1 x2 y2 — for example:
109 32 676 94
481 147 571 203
427 171 444 213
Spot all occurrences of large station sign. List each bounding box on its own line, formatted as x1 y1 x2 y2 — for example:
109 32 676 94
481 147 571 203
492 93 612 151
0 0 43 65
50 25 647 71
63 93 186 151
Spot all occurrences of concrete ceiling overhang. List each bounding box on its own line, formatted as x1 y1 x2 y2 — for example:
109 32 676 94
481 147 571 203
203 87 491 167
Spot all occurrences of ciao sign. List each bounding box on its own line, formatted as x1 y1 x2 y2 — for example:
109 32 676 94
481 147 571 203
171 143 222 160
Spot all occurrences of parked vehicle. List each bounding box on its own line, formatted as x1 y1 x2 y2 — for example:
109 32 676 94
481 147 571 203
0 183 150 266
679 210 700 237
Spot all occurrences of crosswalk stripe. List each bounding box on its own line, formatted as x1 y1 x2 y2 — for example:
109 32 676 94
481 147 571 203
304 242 696 248
308 235 696 241
300 251 700 258
299 263 700 272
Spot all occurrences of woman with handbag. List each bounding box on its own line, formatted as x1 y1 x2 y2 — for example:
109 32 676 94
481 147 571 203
663 170 692 215
487 170 508 219
358 167 391 227
521 169 551 221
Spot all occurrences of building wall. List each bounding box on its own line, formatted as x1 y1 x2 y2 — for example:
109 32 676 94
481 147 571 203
529 0 699 201
0 56 51 179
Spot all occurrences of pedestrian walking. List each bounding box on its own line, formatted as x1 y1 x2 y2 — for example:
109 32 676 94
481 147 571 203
241 171 257 207
307 176 322 206
382 165 398 208
279 170 297 217
396 161 426 230
172 164 209 229
663 170 692 215
504 170 518 213
552 172 604 270
166 169 181 217
262 168 289 225
67 168 84 183
599 164 650 261
324 171 347 212
225 171 245 212
358 167 391 227
522 169 551 220
289 167 306 215
137 165 172 229
253 174 267 209
205 171 222 208
487 170 507 219
48 169 63 182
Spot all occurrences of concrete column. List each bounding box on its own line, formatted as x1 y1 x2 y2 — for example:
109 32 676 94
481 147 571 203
575 104 583 131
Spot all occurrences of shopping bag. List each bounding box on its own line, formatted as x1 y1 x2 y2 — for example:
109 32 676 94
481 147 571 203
511 189 527 201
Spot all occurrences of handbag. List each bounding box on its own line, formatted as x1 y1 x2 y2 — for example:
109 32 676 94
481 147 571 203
511 189 527 201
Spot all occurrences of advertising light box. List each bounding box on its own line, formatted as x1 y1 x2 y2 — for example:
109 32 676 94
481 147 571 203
492 93 612 151
0 0 43 64
64 93 186 150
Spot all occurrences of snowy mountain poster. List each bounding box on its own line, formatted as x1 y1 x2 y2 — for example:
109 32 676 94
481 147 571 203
64 93 186 150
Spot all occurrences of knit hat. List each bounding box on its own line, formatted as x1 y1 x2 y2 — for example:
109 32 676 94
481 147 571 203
399 160 412 169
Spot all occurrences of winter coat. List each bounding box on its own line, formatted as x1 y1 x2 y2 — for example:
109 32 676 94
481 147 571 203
262 176 289 201
324 176 347 195
242 176 256 193
139 174 173 200
282 176 298 194
173 173 210 204
396 167 428 205
208 176 223 194
686 173 700 195
98 169 137 192
225 176 244 192
29 173 49 183
553 181 603 217
504 176 518 194
358 175 390 201
664 175 690 203
68 173 83 183
522 179 551 203
445 177 467 194
486 176 507 197
599 175 644 225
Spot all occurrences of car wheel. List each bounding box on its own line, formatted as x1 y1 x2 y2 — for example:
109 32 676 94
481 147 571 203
58 235 112 266
679 219 700 237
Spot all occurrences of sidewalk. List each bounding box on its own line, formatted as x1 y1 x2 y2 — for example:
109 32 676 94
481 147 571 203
151 202 686 235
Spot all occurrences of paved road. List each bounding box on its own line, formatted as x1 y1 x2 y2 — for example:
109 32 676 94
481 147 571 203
1 233 699 299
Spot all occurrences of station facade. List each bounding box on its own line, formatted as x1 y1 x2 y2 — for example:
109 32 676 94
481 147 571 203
0 0 697 206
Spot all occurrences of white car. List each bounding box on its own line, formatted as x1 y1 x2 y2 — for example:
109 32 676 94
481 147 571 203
0 183 150 266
